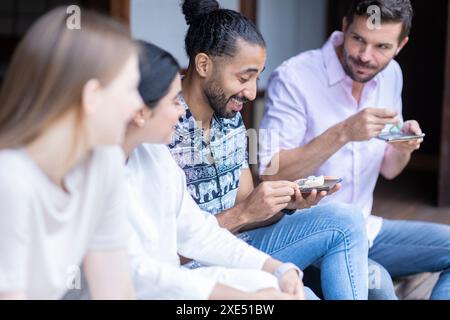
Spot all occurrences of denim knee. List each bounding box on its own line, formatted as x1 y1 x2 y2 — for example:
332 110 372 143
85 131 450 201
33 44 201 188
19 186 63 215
320 203 367 243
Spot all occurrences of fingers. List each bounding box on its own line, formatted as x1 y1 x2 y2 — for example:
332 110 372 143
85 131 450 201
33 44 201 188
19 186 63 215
279 272 299 296
279 293 297 300
287 189 304 208
274 195 294 205
367 124 388 132
293 188 306 201
364 108 399 126
305 190 326 205
271 186 296 197
290 188 329 209
268 180 299 189
366 108 398 118
362 123 388 139
282 276 305 300
296 283 306 300
389 140 422 153
328 183 342 195
403 120 423 135
296 189 314 204
367 115 399 126
281 281 297 296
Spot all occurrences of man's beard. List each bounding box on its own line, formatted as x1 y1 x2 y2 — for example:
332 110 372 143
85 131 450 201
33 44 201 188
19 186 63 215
204 80 249 119
341 46 389 83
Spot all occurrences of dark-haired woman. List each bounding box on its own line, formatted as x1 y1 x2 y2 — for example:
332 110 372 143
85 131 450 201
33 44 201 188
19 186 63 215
122 41 318 300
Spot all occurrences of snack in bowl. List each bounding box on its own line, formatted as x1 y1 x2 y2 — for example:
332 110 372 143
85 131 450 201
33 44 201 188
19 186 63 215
296 176 343 194
297 176 325 189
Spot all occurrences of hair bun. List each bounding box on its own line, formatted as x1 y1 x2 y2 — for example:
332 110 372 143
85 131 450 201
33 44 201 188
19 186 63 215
182 0 220 25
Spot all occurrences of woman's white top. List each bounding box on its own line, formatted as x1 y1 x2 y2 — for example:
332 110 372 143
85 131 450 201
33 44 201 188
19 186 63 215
126 144 270 300
0 147 129 299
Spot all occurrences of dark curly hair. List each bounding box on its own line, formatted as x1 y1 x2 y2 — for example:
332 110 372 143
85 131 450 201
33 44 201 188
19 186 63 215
346 0 414 41
181 0 265 61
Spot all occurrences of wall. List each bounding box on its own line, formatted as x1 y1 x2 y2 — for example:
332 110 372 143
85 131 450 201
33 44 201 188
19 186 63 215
131 0 239 68
257 0 327 88
254 0 327 128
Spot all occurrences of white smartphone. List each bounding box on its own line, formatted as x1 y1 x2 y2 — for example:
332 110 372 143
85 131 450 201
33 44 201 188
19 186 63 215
377 132 425 143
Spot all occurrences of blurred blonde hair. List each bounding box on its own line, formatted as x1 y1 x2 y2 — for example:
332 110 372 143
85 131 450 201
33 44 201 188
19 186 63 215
0 7 138 149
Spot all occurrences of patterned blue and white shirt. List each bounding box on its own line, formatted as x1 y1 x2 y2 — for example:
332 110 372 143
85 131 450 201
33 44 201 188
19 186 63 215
168 97 248 215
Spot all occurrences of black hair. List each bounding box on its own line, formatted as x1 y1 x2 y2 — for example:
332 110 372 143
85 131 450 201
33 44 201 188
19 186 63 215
346 0 414 41
181 0 265 61
137 41 180 109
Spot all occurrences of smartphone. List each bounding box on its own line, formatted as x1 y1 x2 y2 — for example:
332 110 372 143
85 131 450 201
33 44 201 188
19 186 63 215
298 178 343 195
377 132 425 143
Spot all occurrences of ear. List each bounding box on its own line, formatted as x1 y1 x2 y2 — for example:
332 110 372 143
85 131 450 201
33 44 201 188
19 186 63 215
342 17 349 33
81 79 101 116
132 107 152 127
396 36 409 56
194 53 213 78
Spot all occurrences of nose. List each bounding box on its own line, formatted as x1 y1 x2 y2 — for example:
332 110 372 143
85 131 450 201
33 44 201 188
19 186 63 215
243 80 258 102
358 45 373 63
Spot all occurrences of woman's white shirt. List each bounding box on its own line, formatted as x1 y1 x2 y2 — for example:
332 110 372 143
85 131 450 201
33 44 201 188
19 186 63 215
126 144 270 300
0 147 129 299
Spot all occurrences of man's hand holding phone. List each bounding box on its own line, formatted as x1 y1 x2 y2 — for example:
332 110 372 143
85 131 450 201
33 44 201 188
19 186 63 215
341 108 399 142
286 176 342 211
386 120 424 154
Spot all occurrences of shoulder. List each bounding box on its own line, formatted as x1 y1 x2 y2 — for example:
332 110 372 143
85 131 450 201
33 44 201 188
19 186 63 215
169 106 196 149
89 146 126 186
0 150 34 222
0 149 34 194
132 143 172 165
130 143 180 173
92 145 125 161
379 59 403 97
383 59 403 83
270 49 323 86
91 146 125 168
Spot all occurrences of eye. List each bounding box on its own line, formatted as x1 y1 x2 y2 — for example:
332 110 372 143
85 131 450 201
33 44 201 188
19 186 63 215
378 44 390 50
239 77 250 84
353 35 363 42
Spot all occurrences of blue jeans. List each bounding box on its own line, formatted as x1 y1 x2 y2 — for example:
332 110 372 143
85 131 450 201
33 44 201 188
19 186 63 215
241 203 369 300
368 219 450 300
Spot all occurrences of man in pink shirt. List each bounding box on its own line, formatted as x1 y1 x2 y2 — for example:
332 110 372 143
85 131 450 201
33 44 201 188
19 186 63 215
260 0 450 299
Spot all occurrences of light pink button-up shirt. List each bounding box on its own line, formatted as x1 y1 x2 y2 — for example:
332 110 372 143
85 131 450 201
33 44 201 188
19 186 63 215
259 31 404 245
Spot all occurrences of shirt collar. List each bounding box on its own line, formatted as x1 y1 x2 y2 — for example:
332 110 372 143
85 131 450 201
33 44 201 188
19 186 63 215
322 31 347 86
177 95 225 133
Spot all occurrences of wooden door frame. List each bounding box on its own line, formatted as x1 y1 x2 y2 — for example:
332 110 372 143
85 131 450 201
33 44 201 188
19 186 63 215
438 0 450 206
241 0 258 24
240 0 258 129
110 0 130 25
